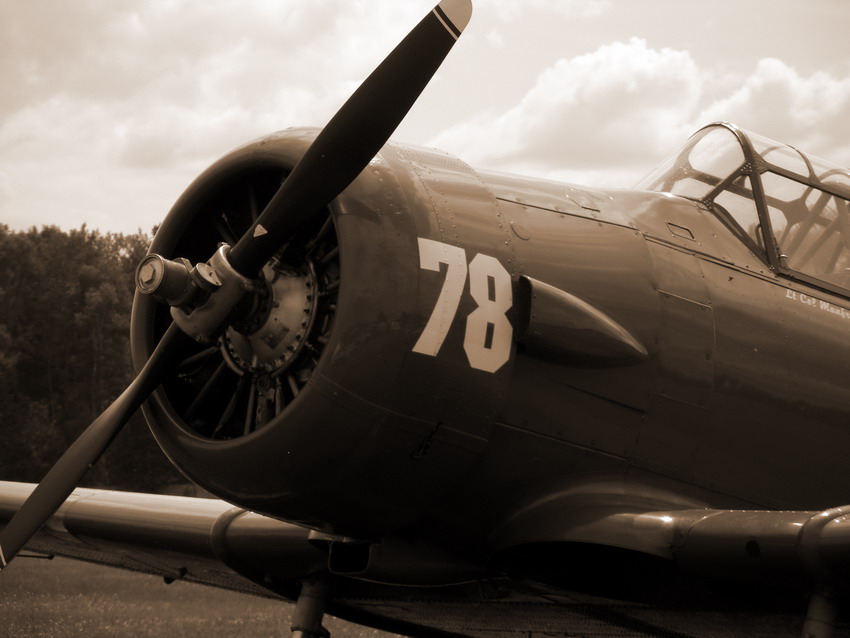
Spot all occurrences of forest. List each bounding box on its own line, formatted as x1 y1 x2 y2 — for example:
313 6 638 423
0 224 188 492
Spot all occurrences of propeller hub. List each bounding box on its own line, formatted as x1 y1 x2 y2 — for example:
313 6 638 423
221 260 319 376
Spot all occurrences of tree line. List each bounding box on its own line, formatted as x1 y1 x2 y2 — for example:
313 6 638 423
0 225 188 492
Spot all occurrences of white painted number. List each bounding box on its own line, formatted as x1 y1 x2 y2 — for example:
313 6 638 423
464 253 514 373
414 238 513 373
412 238 467 356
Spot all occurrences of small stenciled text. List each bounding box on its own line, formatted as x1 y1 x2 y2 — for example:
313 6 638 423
786 289 850 320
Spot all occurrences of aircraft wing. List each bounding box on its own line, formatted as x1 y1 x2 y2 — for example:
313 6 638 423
0 480 325 600
5 479 850 637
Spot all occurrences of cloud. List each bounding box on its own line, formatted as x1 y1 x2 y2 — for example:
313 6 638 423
3 2 849 234
430 39 850 187
431 38 701 184
492 0 612 21
695 58 850 167
0 0 438 233
1 2 386 169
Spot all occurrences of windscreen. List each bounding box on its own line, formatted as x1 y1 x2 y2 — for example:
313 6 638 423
638 123 850 294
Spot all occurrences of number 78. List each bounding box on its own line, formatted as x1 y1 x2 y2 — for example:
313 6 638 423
412 238 513 373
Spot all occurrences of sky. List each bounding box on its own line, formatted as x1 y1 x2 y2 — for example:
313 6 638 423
2 0 850 235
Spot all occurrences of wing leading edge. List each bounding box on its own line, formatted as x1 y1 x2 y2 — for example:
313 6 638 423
0 481 325 599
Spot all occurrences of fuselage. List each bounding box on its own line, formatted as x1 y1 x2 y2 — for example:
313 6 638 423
368 142 850 556
421 162 850 555
132 127 850 563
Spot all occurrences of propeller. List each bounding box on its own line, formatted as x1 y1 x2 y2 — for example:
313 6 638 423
0 0 472 570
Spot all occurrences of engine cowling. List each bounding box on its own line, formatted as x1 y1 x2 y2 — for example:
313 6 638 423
130 128 516 538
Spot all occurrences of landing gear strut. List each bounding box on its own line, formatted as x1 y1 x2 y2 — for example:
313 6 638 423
291 573 332 638
802 586 838 638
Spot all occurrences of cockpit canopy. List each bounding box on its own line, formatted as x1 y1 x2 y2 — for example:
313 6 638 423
638 122 850 295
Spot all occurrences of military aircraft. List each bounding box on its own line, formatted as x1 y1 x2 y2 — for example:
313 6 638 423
3 1 850 636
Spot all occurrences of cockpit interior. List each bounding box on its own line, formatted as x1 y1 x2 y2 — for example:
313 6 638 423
638 122 850 294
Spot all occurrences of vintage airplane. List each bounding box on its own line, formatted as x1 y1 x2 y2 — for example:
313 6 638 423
3 1 850 636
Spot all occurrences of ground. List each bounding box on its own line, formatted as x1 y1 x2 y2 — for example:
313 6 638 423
0 555 400 638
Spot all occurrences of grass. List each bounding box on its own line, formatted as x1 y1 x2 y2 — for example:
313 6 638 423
1 555 399 638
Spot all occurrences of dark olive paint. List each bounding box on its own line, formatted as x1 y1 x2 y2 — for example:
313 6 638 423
132 125 850 557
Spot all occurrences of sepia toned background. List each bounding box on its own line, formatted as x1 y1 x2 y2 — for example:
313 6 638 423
2 1 849 635
2 0 849 235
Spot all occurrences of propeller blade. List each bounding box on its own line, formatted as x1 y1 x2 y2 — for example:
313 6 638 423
0 0 473 569
0 323 193 570
228 0 473 277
